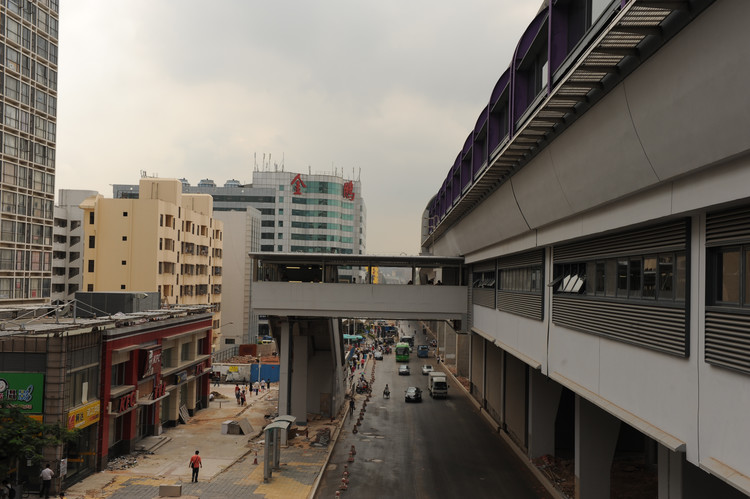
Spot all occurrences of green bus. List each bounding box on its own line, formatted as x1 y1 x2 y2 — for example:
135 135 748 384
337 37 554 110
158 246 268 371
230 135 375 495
395 342 411 362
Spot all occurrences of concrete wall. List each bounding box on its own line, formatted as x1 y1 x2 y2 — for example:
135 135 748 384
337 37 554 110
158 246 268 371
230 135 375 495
253 282 467 320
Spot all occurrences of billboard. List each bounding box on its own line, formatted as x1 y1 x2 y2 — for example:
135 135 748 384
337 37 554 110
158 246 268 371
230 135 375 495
0 372 45 413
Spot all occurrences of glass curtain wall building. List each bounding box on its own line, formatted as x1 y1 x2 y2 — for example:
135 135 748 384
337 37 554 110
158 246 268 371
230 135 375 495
0 0 59 303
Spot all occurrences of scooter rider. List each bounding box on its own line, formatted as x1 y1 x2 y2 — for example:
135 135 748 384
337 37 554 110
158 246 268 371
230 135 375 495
383 384 390 398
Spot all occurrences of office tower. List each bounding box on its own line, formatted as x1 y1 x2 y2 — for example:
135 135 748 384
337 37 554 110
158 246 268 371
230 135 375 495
0 0 59 303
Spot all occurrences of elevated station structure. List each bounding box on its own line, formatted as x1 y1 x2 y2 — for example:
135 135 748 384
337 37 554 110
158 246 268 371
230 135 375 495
420 0 750 497
250 252 466 428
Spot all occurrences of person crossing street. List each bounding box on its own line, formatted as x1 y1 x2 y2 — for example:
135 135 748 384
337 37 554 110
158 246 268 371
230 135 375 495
189 450 202 482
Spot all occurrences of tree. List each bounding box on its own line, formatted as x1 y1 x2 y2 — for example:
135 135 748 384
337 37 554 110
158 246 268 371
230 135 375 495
0 403 78 481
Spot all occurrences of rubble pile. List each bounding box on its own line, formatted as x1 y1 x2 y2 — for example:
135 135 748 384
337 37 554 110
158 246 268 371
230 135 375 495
227 355 256 364
310 427 331 447
105 455 141 470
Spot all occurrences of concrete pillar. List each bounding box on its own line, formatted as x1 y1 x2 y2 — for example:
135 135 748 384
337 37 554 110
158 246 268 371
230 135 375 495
528 369 562 458
278 320 291 416
291 325 309 424
575 396 621 499
457 330 470 377
186 379 196 411
658 446 682 499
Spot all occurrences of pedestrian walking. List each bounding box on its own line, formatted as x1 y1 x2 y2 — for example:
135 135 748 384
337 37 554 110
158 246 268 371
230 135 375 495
213 373 220 387
240 389 246 406
349 397 355 416
189 450 202 482
40 463 54 499
260 379 266 391
254 381 260 396
235 384 241 405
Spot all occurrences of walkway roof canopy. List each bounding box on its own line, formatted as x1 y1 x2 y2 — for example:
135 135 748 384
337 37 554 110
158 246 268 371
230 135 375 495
248 252 464 269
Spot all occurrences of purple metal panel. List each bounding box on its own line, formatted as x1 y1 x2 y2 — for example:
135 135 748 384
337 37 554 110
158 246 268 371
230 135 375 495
474 105 488 135
550 0 569 74
510 9 549 133
473 106 489 179
461 133 473 191
489 69 511 155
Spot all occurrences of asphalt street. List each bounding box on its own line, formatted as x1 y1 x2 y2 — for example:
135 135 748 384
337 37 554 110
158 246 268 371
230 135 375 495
316 350 552 498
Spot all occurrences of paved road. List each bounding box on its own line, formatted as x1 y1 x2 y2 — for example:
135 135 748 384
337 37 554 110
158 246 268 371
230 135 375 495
316 352 551 498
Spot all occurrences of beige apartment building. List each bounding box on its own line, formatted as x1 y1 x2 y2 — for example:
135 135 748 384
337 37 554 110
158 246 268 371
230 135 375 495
80 178 223 348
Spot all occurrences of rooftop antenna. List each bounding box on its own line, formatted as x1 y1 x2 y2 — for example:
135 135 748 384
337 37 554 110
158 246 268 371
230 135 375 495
263 153 266 171
282 152 285 172
309 165 311 175
269 153 273 172
254 153 257 172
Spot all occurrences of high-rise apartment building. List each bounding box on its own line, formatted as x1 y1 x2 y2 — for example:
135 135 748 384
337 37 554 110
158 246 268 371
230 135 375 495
0 0 59 303
80 178 224 347
52 190 96 303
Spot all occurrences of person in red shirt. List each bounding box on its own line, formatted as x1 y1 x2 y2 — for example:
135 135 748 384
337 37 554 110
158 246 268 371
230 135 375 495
189 450 202 482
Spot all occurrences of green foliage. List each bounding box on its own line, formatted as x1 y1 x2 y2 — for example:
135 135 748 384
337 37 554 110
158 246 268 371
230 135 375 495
0 404 79 478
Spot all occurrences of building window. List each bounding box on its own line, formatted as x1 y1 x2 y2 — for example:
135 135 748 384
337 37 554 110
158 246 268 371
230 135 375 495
87 260 94 272
121 260 126 265
553 252 686 302
122 236 127 241
278 221 283 227
88 235 95 248
123 211 128 217
709 246 750 307
278 233 283 239
89 212 94 224
279 209 284 215
225 338 236 345
87 284 93 291
277 245 282 251
498 266 543 293
120 284 126 289
181 343 190 361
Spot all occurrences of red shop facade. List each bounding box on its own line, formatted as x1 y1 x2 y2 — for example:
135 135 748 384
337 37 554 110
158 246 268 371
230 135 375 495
98 310 213 469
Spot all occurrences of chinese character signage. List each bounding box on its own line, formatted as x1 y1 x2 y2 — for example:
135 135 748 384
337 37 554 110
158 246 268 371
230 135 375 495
141 347 162 379
0 373 44 413
290 174 306 195
67 400 101 430
117 391 137 413
343 181 355 201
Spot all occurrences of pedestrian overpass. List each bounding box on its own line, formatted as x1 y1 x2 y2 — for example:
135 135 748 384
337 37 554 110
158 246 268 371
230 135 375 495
249 253 467 425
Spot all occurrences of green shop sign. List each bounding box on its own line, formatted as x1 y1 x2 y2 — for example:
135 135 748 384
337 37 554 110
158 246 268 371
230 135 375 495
0 372 45 413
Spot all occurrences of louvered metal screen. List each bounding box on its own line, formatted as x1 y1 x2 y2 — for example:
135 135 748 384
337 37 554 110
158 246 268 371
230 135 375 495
552 220 689 356
705 206 750 374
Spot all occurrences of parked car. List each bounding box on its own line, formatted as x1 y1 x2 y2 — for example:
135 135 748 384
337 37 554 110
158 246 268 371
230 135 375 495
398 365 410 375
373 350 383 360
421 365 434 375
405 386 422 402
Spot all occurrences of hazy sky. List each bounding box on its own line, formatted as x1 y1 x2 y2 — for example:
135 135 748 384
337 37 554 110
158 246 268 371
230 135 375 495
56 1 540 254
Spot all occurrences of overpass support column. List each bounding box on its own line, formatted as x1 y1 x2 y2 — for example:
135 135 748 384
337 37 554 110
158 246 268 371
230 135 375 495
658 446 683 499
575 395 620 499
291 322 309 425
278 320 291 417
528 370 562 458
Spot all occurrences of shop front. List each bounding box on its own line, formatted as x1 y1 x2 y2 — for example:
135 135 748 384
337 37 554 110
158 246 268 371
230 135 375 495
64 399 100 485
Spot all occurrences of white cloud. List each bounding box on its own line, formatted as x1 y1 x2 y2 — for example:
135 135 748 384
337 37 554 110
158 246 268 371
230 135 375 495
56 0 540 254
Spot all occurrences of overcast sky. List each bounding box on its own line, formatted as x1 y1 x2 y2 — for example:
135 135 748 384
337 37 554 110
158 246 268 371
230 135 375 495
56 1 540 255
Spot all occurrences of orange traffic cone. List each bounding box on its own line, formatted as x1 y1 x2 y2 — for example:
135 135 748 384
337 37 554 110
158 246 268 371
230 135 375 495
253 451 258 465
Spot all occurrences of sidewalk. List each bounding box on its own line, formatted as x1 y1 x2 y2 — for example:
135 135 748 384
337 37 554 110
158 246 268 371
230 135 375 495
65 381 345 499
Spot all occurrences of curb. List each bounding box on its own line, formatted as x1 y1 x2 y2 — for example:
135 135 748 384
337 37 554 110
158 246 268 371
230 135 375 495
307 357 370 499
437 363 566 499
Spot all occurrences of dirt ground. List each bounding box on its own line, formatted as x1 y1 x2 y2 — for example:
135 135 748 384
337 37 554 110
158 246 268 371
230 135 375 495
532 454 658 498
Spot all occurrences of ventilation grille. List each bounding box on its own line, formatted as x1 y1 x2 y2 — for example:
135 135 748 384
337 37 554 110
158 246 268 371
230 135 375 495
555 220 688 262
705 311 750 375
473 288 496 308
498 249 543 269
553 296 687 357
498 291 543 321
706 206 750 246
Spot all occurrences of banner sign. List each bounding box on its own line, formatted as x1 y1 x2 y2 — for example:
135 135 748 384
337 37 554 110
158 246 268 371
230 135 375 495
67 400 100 430
0 372 44 413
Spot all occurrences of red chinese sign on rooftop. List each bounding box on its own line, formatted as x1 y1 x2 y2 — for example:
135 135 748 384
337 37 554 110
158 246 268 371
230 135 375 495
291 174 306 195
343 181 355 201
